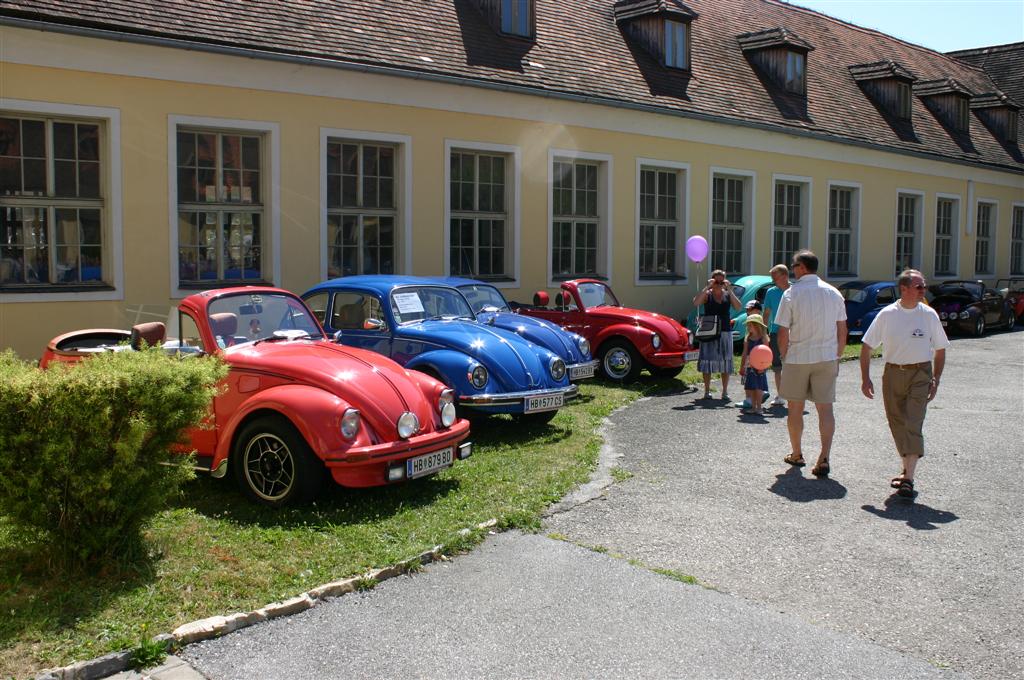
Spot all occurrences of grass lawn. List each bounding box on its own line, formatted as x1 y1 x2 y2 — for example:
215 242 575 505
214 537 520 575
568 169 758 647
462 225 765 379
0 343 879 677
0 374 694 678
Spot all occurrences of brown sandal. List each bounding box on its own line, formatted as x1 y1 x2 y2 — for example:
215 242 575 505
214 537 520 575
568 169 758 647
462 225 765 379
784 453 805 467
811 460 830 478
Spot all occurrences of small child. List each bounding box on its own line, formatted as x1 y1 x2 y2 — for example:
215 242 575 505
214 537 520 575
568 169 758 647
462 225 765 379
739 314 770 415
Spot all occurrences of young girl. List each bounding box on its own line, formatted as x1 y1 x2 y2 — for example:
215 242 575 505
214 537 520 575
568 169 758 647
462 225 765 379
740 314 770 415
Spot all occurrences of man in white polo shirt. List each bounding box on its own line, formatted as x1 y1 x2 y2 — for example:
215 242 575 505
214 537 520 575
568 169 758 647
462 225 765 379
774 250 847 478
860 269 949 499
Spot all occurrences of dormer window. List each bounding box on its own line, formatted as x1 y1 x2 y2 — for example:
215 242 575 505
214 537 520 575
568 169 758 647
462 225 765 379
501 0 532 37
849 61 917 122
897 81 912 119
665 19 689 69
737 28 814 98
785 51 805 94
614 0 698 73
472 0 535 39
971 91 1021 144
914 79 974 136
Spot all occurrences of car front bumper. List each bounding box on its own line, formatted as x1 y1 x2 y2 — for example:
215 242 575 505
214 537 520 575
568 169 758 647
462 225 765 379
458 383 579 407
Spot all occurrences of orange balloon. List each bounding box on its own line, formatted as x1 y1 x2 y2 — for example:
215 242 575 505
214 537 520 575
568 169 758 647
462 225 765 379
749 344 773 371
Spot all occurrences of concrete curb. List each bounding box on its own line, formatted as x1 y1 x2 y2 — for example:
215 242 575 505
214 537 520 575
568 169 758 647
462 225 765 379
34 518 500 680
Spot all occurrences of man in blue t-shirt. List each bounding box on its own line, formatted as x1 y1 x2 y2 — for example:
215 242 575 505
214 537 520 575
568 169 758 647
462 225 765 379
761 264 790 407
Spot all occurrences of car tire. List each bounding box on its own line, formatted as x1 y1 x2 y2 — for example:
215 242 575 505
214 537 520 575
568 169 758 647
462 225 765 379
650 366 683 379
233 415 325 507
1005 310 1016 331
974 315 985 337
516 409 558 426
598 339 643 382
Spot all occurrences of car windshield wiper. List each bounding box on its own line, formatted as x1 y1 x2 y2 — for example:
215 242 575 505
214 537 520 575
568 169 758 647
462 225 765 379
252 331 318 346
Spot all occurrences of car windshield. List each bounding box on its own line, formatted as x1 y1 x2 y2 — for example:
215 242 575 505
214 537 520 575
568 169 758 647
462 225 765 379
997 279 1024 293
390 286 475 324
577 282 620 309
207 292 323 347
457 284 510 314
935 282 982 299
840 287 868 303
731 285 747 300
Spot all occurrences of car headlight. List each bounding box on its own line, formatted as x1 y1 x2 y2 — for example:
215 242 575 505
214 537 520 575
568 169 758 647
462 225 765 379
470 364 488 389
397 411 419 439
439 389 456 428
651 333 662 349
960 311 970 319
939 312 947 319
550 356 566 381
578 336 590 356
340 408 360 439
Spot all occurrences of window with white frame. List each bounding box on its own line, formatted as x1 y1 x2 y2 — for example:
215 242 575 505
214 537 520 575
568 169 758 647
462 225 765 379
1 115 105 288
827 186 857 277
934 197 958 277
326 140 397 278
785 51 806 95
665 20 688 69
1012 206 1024 276
974 201 994 275
552 159 600 278
895 193 920 275
773 181 805 266
639 166 682 277
176 129 265 286
501 0 532 37
450 150 510 279
711 175 747 274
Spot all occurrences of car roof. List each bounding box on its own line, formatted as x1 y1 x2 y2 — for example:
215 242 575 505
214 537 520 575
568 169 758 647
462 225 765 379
431 276 497 288
838 280 891 289
305 275 455 296
729 275 772 287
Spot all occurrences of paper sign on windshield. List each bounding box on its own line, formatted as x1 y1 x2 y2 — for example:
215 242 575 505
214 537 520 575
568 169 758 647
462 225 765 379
393 292 425 315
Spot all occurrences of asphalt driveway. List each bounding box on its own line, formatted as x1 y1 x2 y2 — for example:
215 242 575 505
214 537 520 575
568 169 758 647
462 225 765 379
546 329 1024 678
178 330 1021 679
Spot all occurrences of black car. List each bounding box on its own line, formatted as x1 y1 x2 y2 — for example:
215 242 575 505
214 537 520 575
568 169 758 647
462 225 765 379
929 280 1015 336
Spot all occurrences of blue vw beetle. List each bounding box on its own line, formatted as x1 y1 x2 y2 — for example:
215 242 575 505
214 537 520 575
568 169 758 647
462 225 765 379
302 276 577 423
838 281 899 339
434 277 599 382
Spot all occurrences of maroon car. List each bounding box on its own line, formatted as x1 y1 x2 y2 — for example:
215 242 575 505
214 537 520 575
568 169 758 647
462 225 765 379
510 279 697 381
996 278 1024 325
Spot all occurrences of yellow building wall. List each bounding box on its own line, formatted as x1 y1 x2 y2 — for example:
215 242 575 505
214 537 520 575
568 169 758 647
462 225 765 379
1 38 1022 359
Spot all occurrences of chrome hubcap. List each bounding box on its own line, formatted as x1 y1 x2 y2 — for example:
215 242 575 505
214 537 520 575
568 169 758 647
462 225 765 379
243 433 295 501
605 349 631 378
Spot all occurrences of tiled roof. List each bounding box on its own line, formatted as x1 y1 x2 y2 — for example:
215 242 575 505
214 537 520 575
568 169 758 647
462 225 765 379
948 42 1024 110
613 0 698 23
913 78 973 98
849 60 916 83
1 0 1021 172
737 27 813 53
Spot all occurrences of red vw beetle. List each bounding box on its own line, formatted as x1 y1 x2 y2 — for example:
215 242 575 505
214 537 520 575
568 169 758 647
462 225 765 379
41 287 472 507
510 279 697 381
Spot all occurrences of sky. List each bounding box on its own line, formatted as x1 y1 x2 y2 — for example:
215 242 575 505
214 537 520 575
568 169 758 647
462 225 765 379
782 0 1024 52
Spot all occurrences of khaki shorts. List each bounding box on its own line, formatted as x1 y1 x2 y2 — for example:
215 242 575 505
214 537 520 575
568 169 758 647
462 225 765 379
780 360 838 403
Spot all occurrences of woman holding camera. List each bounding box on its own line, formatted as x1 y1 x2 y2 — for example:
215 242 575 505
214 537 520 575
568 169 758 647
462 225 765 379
693 269 741 400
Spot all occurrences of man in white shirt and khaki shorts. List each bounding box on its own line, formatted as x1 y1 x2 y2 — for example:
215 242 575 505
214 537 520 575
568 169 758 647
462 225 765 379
774 250 847 478
859 269 949 498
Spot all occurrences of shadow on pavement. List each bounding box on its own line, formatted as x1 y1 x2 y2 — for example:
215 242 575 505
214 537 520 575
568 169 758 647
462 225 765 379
673 396 732 411
861 495 959 530
768 467 848 502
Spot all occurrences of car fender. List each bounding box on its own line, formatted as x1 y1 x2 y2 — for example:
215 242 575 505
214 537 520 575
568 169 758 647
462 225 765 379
404 349 476 393
593 324 653 358
214 384 356 472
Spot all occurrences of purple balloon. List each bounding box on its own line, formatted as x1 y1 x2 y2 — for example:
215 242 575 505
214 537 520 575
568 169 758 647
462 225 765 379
685 235 709 263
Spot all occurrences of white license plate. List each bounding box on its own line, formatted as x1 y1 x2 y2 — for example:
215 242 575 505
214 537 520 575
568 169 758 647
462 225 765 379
406 446 454 479
569 364 595 380
525 393 563 413
684 350 700 362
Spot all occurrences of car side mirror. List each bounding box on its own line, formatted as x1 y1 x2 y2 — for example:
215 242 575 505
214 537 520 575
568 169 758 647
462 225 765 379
481 305 500 314
363 318 386 331
332 330 343 343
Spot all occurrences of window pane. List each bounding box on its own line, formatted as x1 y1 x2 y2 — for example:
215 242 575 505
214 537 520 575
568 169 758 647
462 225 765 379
54 159 76 197
0 118 21 157
79 161 100 198
197 134 216 167
242 137 260 170
177 131 196 167
222 136 240 169
78 125 99 162
53 122 76 160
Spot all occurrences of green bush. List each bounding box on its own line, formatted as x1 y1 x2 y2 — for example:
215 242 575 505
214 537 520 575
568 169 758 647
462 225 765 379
0 348 226 566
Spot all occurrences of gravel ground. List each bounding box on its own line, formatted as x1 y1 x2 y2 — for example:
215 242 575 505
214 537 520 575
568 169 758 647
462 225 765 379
183 531 954 679
546 329 1024 678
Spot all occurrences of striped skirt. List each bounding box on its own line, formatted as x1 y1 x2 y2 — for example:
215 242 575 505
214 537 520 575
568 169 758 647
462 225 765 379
697 331 734 375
